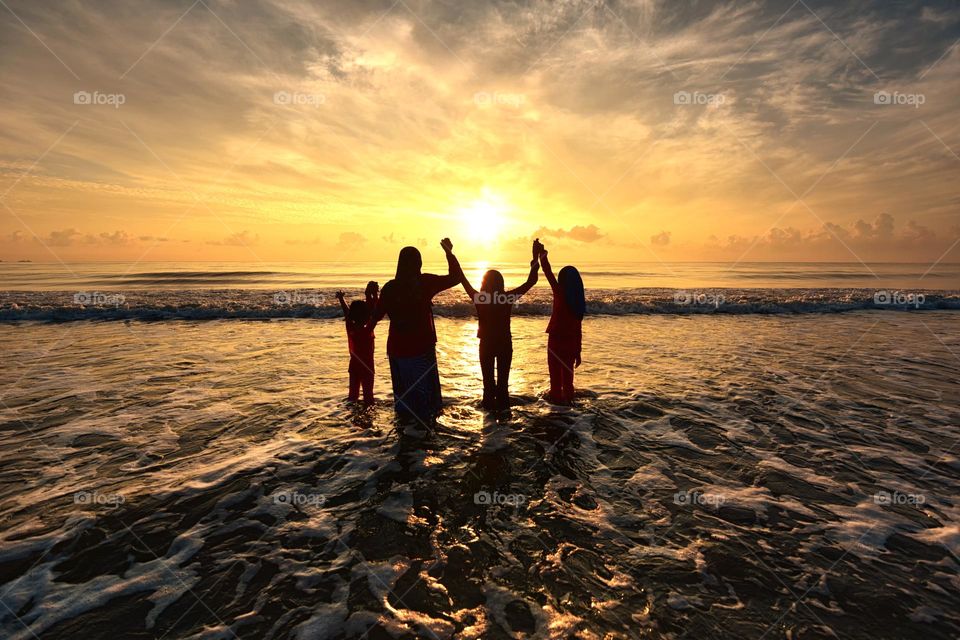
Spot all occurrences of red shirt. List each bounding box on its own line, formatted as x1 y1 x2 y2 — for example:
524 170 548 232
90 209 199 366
546 280 583 347
380 273 457 357
346 323 375 372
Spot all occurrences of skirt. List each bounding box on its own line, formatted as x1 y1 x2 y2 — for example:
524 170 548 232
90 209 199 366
388 349 442 423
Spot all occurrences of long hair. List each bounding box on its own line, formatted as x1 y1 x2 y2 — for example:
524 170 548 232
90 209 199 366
385 246 424 332
558 265 585 319
481 269 505 293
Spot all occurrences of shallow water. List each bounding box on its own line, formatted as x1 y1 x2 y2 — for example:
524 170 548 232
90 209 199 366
0 313 958 639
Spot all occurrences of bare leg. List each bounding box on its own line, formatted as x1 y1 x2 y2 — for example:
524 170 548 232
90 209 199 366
496 348 512 409
479 341 496 409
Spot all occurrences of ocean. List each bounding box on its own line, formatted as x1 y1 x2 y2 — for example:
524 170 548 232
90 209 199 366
0 261 958 639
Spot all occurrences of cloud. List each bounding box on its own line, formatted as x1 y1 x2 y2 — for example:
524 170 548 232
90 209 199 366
95 230 135 245
535 224 605 243
650 231 671 247
208 230 259 246
701 214 952 261
336 231 367 249
0 0 958 261
45 228 82 246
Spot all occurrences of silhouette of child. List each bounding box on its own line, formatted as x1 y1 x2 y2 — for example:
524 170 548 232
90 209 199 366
459 239 542 409
540 247 585 404
336 283 378 405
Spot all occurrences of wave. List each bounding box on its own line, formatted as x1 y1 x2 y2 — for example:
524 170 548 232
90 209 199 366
1 288 958 322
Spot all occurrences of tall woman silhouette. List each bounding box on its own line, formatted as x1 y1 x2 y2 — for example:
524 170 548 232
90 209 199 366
371 238 462 423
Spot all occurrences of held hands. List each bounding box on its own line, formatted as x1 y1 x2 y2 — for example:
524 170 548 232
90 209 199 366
440 238 453 254
335 290 346 300
531 237 545 265
532 238 544 259
365 281 379 297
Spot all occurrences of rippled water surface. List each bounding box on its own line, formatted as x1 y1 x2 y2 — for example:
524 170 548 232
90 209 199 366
1 313 958 639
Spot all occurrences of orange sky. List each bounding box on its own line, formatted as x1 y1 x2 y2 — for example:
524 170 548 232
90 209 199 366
0 0 958 264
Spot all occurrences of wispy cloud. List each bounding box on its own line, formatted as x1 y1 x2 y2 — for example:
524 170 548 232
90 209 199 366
0 0 957 261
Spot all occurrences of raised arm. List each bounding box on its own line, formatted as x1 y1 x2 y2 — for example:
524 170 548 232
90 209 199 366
540 249 558 290
460 269 478 301
508 257 539 298
365 281 379 308
366 287 387 330
335 290 349 320
432 237 464 292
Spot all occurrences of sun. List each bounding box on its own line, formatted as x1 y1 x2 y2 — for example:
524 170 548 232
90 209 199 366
458 191 507 245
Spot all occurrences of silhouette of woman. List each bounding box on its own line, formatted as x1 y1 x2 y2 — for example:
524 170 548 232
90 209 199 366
371 239 463 423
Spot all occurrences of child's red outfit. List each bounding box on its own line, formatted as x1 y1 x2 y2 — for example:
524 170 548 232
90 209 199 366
346 322 375 403
542 255 582 404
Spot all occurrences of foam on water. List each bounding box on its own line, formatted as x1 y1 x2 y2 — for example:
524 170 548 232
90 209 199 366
1 287 959 322
0 313 957 638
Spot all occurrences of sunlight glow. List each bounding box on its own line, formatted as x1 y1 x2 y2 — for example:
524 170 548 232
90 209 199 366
458 190 508 245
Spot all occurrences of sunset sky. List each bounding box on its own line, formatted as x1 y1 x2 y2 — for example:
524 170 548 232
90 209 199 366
0 0 958 264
